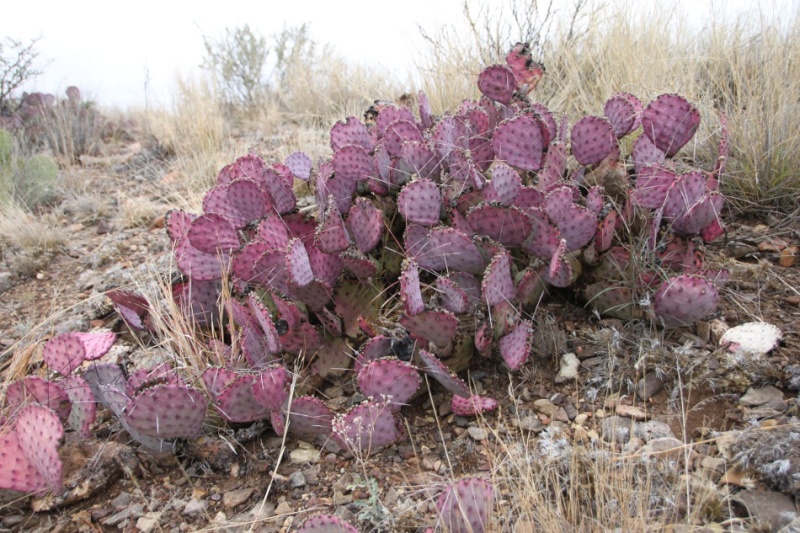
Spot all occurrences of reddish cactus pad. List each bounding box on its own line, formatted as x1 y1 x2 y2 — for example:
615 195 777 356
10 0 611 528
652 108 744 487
437 477 495 533
287 396 333 437
15 404 65 494
332 400 399 453
492 115 544 171
42 333 86 376
451 394 498 417
297 514 359 533
398 179 442 227
417 349 471 398
125 384 207 439
357 357 421 412
642 93 701 157
477 64 516 104
498 319 532 370
570 115 617 166
654 274 719 328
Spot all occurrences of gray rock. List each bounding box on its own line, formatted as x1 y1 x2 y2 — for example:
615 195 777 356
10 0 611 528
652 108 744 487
468 427 489 441
602 416 633 443
111 491 133 509
516 416 544 433
636 372 664 400
734 490 798 531
289 447 319 464
640 437 685 459
289 470 306 488
102 504 144 526
740 385 784 407
135 513 161 533
182 498 208 516
634 420 675 442
533 399 559 417
0 272 13 293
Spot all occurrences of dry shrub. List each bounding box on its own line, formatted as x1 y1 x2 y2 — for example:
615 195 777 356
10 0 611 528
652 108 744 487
0 204 66 276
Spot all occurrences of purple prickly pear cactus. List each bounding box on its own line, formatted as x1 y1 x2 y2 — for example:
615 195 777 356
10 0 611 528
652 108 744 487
546 239 572 287
417 349 471 398
6 376 72 422
570 115 617 166
436 275 470 314
0 404 64 494
61 375 96 438
124 383 207 439
603 92 642 138
481 251 515 307
332 400 399 454
297 513 359 533
400 309 458 347
384 119 424 158
451 394 498 417
633 165 676 209
347 197 383 253
398 179 442 226
357 357 421 412
436 477 494 533
331 116 372 152
42 333 86 376
483 162 521 205
287 396 333 437
505 42 544 91
285 151 312 181
498 319 532 370
400 260 425 316
654 274 719 328
632 134 667 175
641 93 701 156
416 227 487 275
466 204 532 247
477 64 516 104
316 197 351 254
492 115 544 171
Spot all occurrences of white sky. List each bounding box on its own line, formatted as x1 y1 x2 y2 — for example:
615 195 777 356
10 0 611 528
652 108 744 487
0 0 794 110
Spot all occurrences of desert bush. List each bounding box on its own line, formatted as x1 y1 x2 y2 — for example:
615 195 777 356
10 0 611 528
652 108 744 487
0 36 43 116
0 128 59 208
201 24 270 109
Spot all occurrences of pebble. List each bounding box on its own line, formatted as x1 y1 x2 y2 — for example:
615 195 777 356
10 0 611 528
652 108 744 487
739 385 784 407
0 271 13 293
634 420 675 442
636 372 664 400
223 488 254 509
640 437 685 459
554 352 580 383
289 470 306 488
103 504 144 526
533 399 559 417
468 427 489 441
289 448 320 464
182 498 208 516
111 491 133 509
616 404 647 421
134 513 161 533
274 501 294 516
601 415 633 443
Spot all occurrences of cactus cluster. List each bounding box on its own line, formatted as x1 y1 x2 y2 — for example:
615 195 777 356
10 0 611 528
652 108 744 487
1 43 728 500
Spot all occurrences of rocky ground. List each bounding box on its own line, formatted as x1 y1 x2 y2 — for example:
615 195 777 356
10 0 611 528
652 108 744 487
1 141 799 532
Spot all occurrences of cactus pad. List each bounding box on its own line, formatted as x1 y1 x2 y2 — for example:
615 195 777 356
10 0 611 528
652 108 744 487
414 227 487 274
61 375 96 438
316 199 351 254
398 179 442 226
347 197 383 253
400 309 458 347
417 349 471 398
654 274 718 328
285 151 312 181
483 162 521 205
357 357 421 412
492 115 544 171
42 333 86 376
332 144 373 185
498 319 532 370
642 93 700 156
466 204 532 247
6 376 72 422
384 119 424 158
437 477 494 533
400 260 425 316
633 165 676 208
477 64 515 104
15 404 64 494
546 239 572 288
481 251 515 307
332 400 399 453
632 134 666 174
451 394 498 417
287 396 333 437
124 384 207 439
570 115 617 166
297 514 359 533
331 116 372 152
604 92 642 138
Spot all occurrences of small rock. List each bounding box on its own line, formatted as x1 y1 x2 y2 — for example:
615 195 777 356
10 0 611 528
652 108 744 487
701 456 727 472
640 437 684 459
468 427 489 441
709 319 729 344
636 372 664 400
111 491 133 509
3 515 25 527
553 407 570 423
516 416 544 433
102 504 144 526
554 352 580 383
223 488 254 509
183 498 208 516
289 448 319 464
739 385 784 407
634 420 675 442
533 399 559 417
616 404 647 421
602 416 633 444
302 464 321 484
734 489 798 531
274 501 293 516
135 512 161 533
289 470 306 488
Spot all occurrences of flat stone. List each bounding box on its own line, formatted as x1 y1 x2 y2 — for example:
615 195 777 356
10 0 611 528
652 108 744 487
102 504 144 526
135 512 161 533
640 437 684 459
739 386 783 407
183 498 208 516
601 416 633 444
616 404 647 421
468 427 489 441
634 420 675 442
223 488 254 509
111 491 133 509
533 399 559 417
0 272 13 293
289 448 320 464
554 352 580 383
516 416 544 433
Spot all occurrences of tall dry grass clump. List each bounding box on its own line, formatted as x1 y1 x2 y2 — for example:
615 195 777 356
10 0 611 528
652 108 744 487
416 0 800 215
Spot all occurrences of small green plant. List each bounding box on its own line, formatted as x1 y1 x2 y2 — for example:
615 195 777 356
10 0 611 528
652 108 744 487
201 24 270 108
0 128 59 208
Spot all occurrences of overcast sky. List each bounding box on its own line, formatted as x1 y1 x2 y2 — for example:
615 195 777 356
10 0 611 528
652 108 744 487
0 0 792 109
